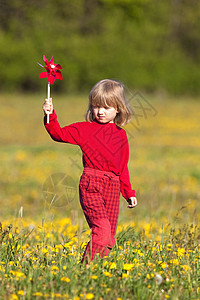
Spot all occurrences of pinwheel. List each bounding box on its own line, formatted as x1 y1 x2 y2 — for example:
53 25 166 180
38 55 63 123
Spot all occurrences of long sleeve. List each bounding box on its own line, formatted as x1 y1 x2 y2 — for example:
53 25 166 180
44 110 81 145
120 131 135 201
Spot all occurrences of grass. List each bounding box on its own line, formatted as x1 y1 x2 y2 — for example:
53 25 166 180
0 218 199 299
0 93 200 299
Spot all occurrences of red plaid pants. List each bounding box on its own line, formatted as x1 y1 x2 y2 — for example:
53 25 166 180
79 167 121 263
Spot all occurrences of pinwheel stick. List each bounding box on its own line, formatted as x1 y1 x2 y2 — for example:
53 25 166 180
47 81 51 123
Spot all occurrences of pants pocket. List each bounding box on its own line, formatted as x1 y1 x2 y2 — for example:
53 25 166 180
85 177 100 193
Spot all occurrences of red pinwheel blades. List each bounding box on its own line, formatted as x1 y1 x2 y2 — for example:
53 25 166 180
38 55 63 84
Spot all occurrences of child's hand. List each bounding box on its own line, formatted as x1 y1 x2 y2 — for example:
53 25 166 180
43 98 53 115
127 197 137 208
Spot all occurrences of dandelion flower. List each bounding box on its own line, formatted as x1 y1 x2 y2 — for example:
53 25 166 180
109 262 116 269
123 263 134 271
86 293 94 299
61 277 70 282
17 290 24 295
32 292 43 297
10 295 18 300
122 273 129 278
103 271 112 277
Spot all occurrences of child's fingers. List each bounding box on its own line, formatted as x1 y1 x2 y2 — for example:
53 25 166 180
43 102 50 111
44 98 52 105
42 98 53 114
127 197 137 208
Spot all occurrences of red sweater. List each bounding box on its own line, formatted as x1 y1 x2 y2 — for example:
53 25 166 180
44 110 135 200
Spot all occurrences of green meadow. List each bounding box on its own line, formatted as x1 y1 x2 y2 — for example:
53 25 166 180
0 94 199 299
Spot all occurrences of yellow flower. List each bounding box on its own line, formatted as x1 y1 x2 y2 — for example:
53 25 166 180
61 277 70 282
181 265 191 272
103 271 112 277
52 247 60 253
159 261 167 269
51 293 62 298
17 290 24 295
91 275 98 279
46 233 52 238
177 247 185 257
170 259 179 266
137 250 144 257
41 248 48 254
11 271 26 279
147 285 151 289
51 266 59 271
9 233 13 239
81 242 87 249
109 262 116 269
86 293 94 299
32 292 43 296
10 295 18 300
64 241 74 248
92 264 98 271
122 273 129 278
147 273 155 279
123 263 134 271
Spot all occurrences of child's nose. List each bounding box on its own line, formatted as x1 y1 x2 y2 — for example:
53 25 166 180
98 107 104 114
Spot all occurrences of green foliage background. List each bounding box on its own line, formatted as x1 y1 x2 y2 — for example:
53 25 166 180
0 0 200 94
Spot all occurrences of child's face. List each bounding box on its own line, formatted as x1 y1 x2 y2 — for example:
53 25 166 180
93 106 118 124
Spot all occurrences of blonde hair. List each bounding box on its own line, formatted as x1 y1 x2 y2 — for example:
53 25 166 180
85 79 133 126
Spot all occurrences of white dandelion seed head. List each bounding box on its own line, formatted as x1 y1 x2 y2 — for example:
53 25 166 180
29 224 35 231
155 273 163 285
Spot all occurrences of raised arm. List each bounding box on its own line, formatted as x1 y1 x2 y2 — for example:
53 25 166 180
43 98 81 145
